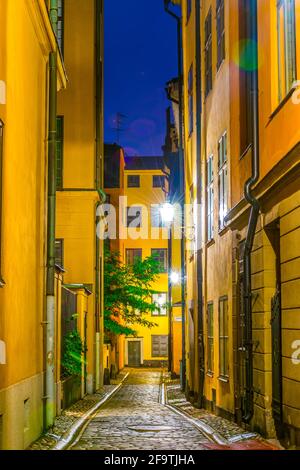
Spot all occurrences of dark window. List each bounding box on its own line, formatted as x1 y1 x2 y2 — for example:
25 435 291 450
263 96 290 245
239 0 252 154
152 293 168 316
57 0 65 56
152 335 168 357
104 150 120 188
219 297 229 378
127 175 140 188
188 64 194 135
0 121 3 284
207 302 214 373
126 206 142 228
216 0 225 69
126 249 142 265
55 239 64 268
205 9 213 96
187 0 192 22
56 116 64 190
151 248 168 273
153 175 165 188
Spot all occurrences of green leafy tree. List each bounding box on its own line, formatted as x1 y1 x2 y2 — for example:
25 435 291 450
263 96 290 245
104 250 164 337
61 330 85 378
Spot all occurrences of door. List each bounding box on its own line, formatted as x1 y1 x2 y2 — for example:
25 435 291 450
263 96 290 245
128 341 141 367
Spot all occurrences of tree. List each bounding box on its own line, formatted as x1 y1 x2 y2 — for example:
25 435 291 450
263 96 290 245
104 250 164 337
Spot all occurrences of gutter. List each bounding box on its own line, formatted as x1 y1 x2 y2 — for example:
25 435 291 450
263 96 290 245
164 0 186 392
45 0 58 429
242 0 260 424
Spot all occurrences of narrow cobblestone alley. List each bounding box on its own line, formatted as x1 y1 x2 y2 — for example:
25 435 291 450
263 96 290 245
69 370 211 451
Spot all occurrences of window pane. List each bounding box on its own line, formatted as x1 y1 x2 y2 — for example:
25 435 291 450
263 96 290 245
127 175 140 188
151 249 168 273
153 175 165 188
127 206 142 228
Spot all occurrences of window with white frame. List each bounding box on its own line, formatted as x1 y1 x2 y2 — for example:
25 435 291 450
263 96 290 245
219 296 229 378
277 0 296 102
218 133 228 230
152 293 168 316
207 155 214 241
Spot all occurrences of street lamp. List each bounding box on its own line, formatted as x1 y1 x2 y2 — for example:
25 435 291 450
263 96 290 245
170 271 180 285
160 202 175 224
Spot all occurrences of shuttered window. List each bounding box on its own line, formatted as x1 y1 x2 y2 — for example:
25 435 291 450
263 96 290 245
207 303 214 374
219 297 229 378
205 9 213 96
152 335 168 357
56 116 64 190
216 0 225 69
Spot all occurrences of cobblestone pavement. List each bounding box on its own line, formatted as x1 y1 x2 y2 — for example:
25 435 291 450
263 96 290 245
70 369 212 450
29 373 126 450
166 383 281 450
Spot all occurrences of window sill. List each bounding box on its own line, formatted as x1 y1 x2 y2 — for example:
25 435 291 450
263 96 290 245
218 375 229 383
268 87 295 123
218 225 229 237
206 238 215 248
239 143 252 161
0 278 5 288
206 371 214 378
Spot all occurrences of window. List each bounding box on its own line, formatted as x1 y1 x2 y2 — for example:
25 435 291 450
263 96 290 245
205 9 213 96
56 116 64 190
207 155 214 241
188 64 194 135
187 0 192 22
216 0 225 69
152 335 168 357
239 0 252 153
207 303 214 373
55 239 64 268
126 206 142 228
127 175 140 188
126 249 142 265
219 297 229 378
218 132 228 230
0 121 3 285
152 293 168 316
153 175 165 188
151 248 168 273
277 0 296 102
57 0 65 55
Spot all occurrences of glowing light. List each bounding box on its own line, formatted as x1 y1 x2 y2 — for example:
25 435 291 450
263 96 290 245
160 203 175 223
233 39 259 72
170 271 180 285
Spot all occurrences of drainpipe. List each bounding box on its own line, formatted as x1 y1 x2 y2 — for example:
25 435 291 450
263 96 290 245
45 0 58 429
95 0 105 390
164 0 186 392
243 0 260 423
195 0 205 408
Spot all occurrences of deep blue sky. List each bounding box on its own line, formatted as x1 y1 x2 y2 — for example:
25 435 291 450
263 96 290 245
104 0 178 156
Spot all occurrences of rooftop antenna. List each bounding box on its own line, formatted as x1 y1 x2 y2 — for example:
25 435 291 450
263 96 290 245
112 112 127 144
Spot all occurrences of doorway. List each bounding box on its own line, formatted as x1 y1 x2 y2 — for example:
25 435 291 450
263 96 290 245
128 341 141 367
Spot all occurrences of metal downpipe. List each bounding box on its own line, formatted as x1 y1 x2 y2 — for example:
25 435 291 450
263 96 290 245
243 0 260 424
45 0 58 429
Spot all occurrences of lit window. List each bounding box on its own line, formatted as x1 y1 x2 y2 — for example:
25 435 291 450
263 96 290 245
152 293 168 316
207 155 214 241
218 132 228 230
277 0 296 102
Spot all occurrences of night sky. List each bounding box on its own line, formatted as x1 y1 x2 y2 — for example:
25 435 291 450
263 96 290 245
104 0 178 157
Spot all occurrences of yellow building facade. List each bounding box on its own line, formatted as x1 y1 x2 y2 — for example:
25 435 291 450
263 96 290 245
178 0 300 447
122 158 169 367
0 0 66 449
56 0 105 395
